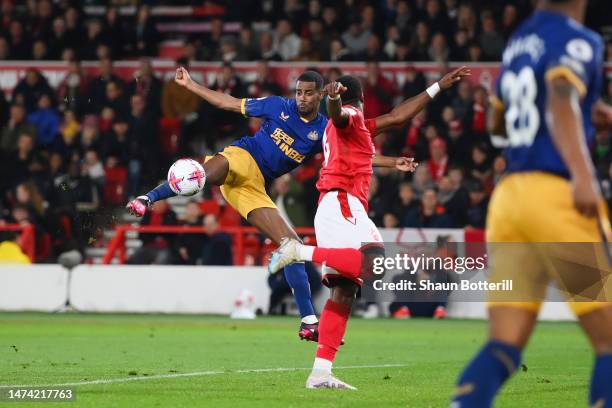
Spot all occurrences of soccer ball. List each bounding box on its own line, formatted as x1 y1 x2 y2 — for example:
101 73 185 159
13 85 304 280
167 158 206 196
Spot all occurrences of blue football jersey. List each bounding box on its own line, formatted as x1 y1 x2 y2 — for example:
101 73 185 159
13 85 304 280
231 96 326 180
494 10 604 177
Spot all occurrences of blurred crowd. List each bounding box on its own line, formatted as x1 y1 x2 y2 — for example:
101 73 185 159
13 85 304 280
0 0 610 265
0 1 610 64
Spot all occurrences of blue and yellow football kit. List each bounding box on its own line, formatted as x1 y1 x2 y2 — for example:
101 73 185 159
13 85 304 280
487 10 610 315
209 96 325 218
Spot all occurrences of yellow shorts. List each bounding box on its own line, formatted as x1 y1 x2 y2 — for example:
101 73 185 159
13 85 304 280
206 146 276 219
486 172 612 316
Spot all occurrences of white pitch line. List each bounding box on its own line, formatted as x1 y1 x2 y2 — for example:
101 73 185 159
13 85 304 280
2 363 407 388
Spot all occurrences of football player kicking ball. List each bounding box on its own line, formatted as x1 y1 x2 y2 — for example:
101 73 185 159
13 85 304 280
269 67 469 389
127 67 413 343
127 68 328 340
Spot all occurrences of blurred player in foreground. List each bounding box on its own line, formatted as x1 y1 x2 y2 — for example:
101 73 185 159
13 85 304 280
269 67 469 389
451 0 612 406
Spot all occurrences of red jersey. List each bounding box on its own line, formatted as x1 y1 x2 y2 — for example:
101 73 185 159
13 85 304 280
316 105 377 210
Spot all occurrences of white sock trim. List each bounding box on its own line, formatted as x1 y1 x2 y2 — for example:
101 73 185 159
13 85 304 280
301 315 318 325
298 244 315 261
313 357 333 373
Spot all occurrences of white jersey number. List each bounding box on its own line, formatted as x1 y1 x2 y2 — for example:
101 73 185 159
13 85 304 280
501 66 540 147
322 131 330 167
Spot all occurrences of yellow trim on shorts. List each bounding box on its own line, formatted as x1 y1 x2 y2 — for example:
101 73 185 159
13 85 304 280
489 95 505 111
240 98 247 117
545 66 587 97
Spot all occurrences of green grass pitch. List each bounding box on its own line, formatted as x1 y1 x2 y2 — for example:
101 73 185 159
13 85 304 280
0 313 593 407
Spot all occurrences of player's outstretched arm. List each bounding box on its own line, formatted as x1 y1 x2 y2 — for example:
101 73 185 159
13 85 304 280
126 183 177 217
372 155 418 172
325 81 349 128
174 67 242 113
546 76 601 218
373 66 470 134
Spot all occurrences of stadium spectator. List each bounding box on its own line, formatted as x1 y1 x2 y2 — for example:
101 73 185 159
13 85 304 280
429 32 449 62
161 57 201 120
8 20 30 60
410 21 430 61
479 12 505 61
12 68 54 113
201 214 233 266
427 137 449 182
31 40 48 60
127 200 178 265
102 80 129 119
443 166 470 226
27 93 60 148
87 58 123 114
404 188 454 228
363 61 394 118
341 19 369 57
501 4 520 40
468 144 492 187
175 200 205 265
127 59 162 118
1 104 37 153
492 155 506 187
465 181 488 228
198 62 248 151
275 19 301 61
329 39 351 62
270 174 308 227
402 66 427 101
201 17 224 61
308 19 331 61
236 26 258 61
391 182 419 222
133 5 159 57
247 60 282 98
57 60 88 115
257 31 282 61
102 6 127 59
2 132 37 191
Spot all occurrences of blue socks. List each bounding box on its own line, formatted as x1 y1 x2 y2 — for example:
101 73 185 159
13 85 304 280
146 182 177 202
452 340 522 408
283 262 316 320
591 354 612 408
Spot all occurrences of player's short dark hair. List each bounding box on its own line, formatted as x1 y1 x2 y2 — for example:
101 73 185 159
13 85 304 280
337 75 363 105
297 70 324 91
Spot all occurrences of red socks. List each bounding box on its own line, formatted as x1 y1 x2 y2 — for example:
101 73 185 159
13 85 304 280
316 299 351 362
312 247 363 279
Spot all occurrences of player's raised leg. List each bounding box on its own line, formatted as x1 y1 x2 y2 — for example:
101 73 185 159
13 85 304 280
248 207 319 335
126 154 229 217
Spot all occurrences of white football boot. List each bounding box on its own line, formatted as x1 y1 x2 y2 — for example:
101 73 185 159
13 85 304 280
306 373 357 390
268 237 300 274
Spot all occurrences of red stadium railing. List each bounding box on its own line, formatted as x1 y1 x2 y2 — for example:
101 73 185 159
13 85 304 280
102 225 316 265
0 223 36 261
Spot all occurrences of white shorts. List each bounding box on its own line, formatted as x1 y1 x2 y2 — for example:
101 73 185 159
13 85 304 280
314 190 383 285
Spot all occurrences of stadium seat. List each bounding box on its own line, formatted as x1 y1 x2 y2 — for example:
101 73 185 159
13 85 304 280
218 205 241 227
199 199 221 218
159 117 181 156
104 166 128 206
